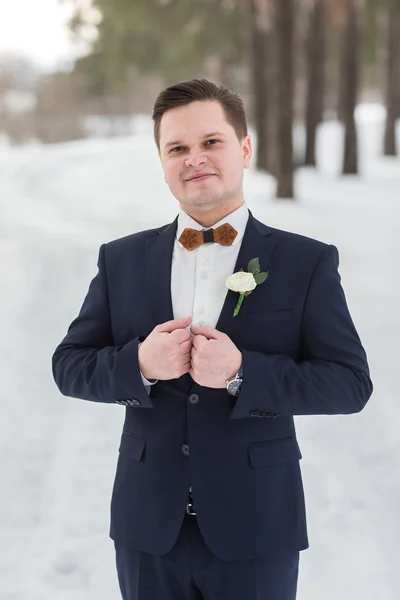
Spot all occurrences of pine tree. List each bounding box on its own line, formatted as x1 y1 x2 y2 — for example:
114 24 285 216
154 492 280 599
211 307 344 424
340 0 361 175
274 0 295 197
304 0 327 167
249 0 272 172
383 0 400 156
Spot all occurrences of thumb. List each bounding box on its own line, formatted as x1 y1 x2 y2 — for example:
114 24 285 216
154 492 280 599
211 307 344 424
190 324 221 340
157 316 192 334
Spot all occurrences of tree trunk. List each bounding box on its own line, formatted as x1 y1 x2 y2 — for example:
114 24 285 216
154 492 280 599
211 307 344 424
340 0 361 175
274 0 295 198
383 0 400 156
304 0 327 166
249 0 271 172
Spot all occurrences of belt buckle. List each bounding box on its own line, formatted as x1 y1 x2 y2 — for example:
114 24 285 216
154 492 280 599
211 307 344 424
186 493 196 516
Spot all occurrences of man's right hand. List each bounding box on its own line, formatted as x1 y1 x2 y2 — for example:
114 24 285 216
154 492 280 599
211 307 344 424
138 316 193 381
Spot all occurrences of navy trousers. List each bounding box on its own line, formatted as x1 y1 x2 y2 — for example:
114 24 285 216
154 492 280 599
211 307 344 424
114 513 300 600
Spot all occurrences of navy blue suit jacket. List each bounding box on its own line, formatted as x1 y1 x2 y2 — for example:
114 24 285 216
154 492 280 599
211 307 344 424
52 210 373 560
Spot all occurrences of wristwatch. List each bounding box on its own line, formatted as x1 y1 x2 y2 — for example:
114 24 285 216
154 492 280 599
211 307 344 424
226 360 243 396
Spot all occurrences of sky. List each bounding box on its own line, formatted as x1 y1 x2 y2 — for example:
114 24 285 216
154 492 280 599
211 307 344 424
0 0 76 70
0 108 399 599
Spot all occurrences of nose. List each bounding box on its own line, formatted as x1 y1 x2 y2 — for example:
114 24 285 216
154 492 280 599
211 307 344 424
184 149 207 169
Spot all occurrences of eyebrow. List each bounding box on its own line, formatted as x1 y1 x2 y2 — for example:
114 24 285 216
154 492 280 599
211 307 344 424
163 131 226 150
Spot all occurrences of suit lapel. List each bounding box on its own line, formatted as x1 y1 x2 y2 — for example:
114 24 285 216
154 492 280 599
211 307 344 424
145 216 177 326
215 210 276 338
145 210 276 334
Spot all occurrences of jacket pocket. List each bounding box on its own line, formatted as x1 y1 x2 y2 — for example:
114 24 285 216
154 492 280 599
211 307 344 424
248 436 302 468
118 432 146 461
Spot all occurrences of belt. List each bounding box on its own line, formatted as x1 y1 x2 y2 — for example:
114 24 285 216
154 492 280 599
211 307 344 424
186 489 196 516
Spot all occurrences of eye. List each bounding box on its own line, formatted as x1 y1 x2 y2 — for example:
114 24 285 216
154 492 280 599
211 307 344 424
205 139 220 146
170 146 184 153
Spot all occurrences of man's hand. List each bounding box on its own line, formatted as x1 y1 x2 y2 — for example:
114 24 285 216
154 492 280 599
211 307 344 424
189 325 242 389
138 316 193 380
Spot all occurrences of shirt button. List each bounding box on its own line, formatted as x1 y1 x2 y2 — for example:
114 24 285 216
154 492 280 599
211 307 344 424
200 272 208 279
202 258 210 266
189 393 199 405
197 307 205 315
198 320 204 326
181 444 190 456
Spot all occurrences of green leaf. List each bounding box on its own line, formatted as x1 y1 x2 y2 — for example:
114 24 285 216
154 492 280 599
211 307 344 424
247 257 260 275
254 271 269 285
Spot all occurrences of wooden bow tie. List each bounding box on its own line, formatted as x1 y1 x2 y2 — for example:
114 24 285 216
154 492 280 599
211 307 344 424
179 223 238 251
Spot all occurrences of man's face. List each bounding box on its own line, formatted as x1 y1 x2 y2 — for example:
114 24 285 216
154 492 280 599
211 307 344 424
158 100 252 214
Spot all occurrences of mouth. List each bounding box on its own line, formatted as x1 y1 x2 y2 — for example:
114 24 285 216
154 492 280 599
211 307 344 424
186 174 215 182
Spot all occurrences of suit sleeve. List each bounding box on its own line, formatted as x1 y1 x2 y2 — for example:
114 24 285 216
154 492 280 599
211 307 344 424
52 244 154 407
230 245 373 419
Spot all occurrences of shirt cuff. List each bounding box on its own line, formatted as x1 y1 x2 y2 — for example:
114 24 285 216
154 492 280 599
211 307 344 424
140 372 158 386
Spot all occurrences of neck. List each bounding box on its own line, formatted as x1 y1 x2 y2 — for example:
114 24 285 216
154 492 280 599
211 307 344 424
182 201 244 228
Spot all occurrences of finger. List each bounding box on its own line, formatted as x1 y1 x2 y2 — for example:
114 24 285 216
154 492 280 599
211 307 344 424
190 325 220 340
190 346 201 367
179 340 192 353
157 316 192 334
181 359 191 375
170 328 192 344
192 334 208 349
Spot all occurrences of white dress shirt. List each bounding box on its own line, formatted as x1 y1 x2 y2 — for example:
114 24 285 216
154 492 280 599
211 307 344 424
140 201 249 390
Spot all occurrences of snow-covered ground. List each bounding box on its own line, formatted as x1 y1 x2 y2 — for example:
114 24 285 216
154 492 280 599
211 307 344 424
0 106 399 600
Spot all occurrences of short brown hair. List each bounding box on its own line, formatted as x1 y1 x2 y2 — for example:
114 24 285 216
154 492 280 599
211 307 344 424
152 78 248 151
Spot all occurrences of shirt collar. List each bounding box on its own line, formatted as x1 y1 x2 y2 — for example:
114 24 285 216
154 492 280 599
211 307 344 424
176 202 249 248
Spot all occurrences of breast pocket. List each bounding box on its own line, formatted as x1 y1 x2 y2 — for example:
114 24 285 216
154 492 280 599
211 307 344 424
240 308 296 353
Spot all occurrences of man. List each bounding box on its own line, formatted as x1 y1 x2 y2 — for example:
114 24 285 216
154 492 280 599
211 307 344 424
52 78 373 600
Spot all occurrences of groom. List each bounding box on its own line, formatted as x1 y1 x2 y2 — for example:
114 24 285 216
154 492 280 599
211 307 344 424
52 78 373 600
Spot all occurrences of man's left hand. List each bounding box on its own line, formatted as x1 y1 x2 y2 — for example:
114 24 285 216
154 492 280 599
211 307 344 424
189 325 242 389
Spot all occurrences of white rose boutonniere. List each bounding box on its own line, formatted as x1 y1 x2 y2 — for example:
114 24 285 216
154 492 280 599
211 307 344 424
226 257 269 317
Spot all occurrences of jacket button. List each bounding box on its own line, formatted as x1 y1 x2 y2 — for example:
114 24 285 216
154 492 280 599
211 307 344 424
181 444 190 456
259 411 267 417
131 399 140 406
189 393 199 404
250 410 260 417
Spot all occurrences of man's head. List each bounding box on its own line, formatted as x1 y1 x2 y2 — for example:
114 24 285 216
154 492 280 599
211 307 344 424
152 79 252 222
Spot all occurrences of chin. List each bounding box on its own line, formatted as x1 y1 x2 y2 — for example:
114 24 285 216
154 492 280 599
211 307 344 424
190 196 222 208
178 188 231 208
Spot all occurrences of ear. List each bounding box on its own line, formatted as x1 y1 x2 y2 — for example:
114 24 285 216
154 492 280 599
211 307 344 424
242 135 252 169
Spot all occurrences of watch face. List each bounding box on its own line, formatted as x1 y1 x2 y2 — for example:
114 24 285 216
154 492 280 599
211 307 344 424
228 379 242 394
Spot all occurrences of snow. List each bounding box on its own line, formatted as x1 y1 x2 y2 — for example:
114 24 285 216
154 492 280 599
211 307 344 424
0 105 399 599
